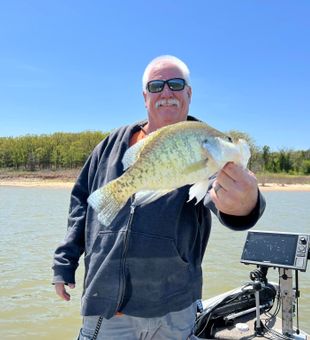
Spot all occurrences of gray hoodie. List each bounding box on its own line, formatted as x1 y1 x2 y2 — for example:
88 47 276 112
52 117 265 319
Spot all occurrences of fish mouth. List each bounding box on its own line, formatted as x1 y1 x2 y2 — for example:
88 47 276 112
203 137 250 169
155 99 180 109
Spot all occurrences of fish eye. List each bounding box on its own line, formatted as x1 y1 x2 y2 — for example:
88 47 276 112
202 139 208 148
226 136 233 143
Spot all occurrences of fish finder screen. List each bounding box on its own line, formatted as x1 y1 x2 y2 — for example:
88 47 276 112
241 231 298 267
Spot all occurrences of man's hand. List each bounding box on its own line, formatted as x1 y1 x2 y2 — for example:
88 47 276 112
55 282 75 301
210 162 258 216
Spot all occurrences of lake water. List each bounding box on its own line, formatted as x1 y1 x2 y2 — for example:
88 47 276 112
0 187 309 339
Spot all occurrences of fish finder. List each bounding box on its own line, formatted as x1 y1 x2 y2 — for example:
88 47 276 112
240 230 310 271
240 230 309 338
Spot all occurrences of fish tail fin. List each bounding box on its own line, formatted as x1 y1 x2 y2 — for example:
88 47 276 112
87 179 131 226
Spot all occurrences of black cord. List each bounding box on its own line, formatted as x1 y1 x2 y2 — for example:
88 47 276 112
195 311 212 337
295 270 300 335
261 272 296 340
92 316 103 340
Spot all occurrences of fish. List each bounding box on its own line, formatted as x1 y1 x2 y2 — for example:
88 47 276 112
87 121 251 226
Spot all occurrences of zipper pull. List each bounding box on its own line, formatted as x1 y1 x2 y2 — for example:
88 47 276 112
130 195 136 214
130 203 136 214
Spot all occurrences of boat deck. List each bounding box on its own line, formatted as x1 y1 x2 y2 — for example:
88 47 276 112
200 312 308 339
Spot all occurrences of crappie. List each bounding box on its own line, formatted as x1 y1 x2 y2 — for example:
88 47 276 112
87 121 250 226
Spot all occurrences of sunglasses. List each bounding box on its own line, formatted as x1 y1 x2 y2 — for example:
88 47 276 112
146 78 186 93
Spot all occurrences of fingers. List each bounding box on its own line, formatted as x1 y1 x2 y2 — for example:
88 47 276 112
210 163 239 199
219 162 257 191
210 162 259 216
221 162 246 182
54 282 75 301
211 181 226 197
213 183 224 195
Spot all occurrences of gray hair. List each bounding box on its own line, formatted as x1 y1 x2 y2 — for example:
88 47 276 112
142 55 191 91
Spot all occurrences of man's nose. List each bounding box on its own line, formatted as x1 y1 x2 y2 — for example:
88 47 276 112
161 83 173 96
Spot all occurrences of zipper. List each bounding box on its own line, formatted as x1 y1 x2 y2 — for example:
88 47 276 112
115 198 136 313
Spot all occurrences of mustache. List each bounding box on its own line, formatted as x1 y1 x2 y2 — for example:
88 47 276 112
155 99 180 109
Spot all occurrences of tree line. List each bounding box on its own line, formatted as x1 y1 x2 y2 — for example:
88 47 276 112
228 130 310 175
0 130 309 175
0 131 108 170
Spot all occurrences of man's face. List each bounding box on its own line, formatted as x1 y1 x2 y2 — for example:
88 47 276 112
143 62 192 130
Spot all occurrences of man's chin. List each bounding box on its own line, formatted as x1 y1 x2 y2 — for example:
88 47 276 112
158 108 179 119
159 115 186 127
149 109 187 129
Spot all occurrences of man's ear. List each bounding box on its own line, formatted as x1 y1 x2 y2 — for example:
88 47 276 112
187 86 192 103
143 91 147 108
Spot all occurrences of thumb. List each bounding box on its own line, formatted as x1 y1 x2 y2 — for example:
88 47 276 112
68 283 75 289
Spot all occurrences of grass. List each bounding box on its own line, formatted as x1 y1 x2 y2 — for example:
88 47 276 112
256 173 310 185
0 168 79 181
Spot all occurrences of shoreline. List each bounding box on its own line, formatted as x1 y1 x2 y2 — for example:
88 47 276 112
1 178 310 191
0 178 75 188
257 183 310 191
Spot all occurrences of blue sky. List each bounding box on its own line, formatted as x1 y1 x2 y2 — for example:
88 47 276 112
0 0 309 151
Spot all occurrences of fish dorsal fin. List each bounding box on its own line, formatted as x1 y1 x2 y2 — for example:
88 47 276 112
134 189 173 206
188 180 210 204
122 137 148 171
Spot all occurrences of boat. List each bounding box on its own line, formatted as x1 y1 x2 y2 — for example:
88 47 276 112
194 230 310 339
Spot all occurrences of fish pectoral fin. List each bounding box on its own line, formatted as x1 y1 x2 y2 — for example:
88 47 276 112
134 189 172 206
188 180 210 204
183 159 207 175
122 137 148 171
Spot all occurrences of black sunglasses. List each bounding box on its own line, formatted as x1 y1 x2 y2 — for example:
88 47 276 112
146 78 186 93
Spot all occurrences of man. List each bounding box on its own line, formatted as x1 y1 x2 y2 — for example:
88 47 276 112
53 55 265 339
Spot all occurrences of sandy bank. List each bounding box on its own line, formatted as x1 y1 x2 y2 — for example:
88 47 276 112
1 178 310 191
0 178 75 189
258 183 310 192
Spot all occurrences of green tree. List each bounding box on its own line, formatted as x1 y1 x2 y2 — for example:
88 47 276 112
278 149 293 173
262 145 271 172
